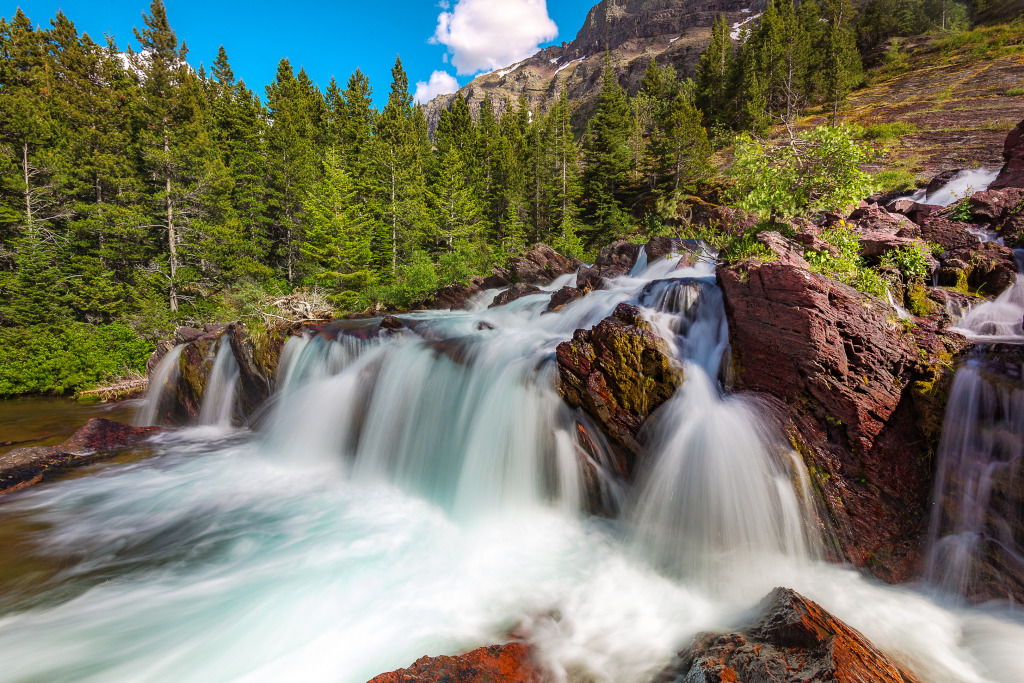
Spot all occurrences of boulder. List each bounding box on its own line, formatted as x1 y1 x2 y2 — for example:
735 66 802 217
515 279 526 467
889 199 942 225
580 240 643 280
990 118 1024 190
489 282 543 308
174 326 204 343
719 257 970 581
651 587 921 683
556 303 684 471
939 242 1018 295
917 216 978 251
847 204 919 235
419 282 480 311
507 243 582 285
968 187 1024 222
0 419 160 495
368 643 540 683
545 285 587 313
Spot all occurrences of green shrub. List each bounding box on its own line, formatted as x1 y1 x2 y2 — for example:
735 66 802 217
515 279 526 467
864 122 918 140
804 223 890 298
0 323 154 397
358 251 440 310
881 244 930 279
1007 87 1024 97
730 126 879 218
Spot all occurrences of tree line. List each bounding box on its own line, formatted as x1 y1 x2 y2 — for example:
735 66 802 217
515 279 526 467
0 0 988 371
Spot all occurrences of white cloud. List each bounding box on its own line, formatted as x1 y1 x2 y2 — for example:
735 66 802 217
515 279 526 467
414 70 460 104
431 0 558 75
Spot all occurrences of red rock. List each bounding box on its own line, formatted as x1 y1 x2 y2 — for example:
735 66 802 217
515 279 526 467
968 187 1024 222
368 643 540 683
846 204 918 234
556 303 684 471
490 282 543 308
0 419 160 495
990 118 1024 190
652 587 922 683
941 242 1018 295
379 315 405 330
719 258 970 581
545 285 587 312
585 240 643 279
917 216 978 251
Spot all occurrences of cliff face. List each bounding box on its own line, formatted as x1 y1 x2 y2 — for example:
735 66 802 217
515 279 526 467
423 0 762 132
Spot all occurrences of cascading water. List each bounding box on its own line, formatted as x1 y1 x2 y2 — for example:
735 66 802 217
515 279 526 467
134 344 184 427
197 335 241 427
897 168 1001 207
2 246 1023 682
953 250 1024 341
926 352 1024 601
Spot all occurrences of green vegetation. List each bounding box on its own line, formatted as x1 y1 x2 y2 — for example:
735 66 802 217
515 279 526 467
805 223 890 297
863 122 918 140
874 169 920 191
1007 87 1024 96
0 324 153 397
881 243 931 278
730 125 879 218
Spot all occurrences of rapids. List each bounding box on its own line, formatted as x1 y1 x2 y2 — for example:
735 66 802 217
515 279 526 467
0 247 1022 682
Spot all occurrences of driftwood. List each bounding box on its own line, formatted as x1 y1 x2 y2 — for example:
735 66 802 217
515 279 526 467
76 377 148 402
248 288 334 325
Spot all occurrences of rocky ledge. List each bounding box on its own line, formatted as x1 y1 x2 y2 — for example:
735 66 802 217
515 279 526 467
368 643 540 683
0 418 160 495
653 587 921 683
720 232 970 582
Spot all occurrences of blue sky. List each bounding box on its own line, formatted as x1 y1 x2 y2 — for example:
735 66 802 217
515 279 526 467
11 0 595 105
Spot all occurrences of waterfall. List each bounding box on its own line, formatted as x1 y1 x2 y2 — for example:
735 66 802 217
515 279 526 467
197 335 241 428
926 351 1024 600
628 271 816 584
897 167 1000 207
953 250 1024 341
135 344 184 426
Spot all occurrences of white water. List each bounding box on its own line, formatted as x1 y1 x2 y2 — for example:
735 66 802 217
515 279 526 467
197 336 241 427
926 356 1024 600
953 251 1024 341
134 345 183 427
899 168 1001 208
3 248 1024 682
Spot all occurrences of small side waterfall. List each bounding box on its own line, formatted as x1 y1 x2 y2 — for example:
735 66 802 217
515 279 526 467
197 335 241 427
135 345 184 426
926 350 1024 601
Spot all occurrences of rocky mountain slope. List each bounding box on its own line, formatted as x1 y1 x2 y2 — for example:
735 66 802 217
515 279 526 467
423 0 764 130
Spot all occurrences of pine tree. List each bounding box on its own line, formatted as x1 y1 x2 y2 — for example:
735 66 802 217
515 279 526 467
821 0 862 125
694 16 734 129
655 94 713 193
582 56 632 244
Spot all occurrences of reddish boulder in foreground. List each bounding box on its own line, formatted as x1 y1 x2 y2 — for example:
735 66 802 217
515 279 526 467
368 643 540 683
719 252 969 582
556 303 684 472
651 587 921 683
990 118 1024 190
0 418 160 494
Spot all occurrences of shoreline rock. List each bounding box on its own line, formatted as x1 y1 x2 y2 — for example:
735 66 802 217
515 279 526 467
0 418 160 495
368 643 540 683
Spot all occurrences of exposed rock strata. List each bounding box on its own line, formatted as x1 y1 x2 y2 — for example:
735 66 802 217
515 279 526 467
651 587 922 683
990 117 1024 190
0 418 160 495
719 240 970 582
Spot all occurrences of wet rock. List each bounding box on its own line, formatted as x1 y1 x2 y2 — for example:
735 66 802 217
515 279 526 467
719 257 970 581
490 282 543 308
0 419 160 495
146 339 175 375
644 236 703 263
940 242 1017 295
651 587 922 683
576 268 607 291
379 315 405 330
545 285 587 313
556 303 684 470
581 240 642 280
927 169 962 195
990 118 1024 190
368 643 540 683
507 243 582 285
476 321 496 331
